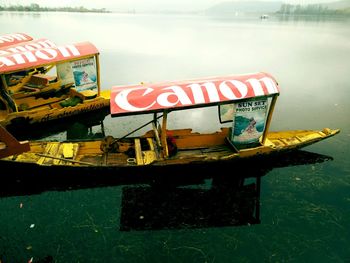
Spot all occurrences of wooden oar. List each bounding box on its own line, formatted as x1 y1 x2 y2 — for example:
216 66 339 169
36 153 94 166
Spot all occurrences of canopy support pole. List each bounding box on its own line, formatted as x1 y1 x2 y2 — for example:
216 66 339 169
116 113 163 142
95 54 101 96
261 95 278 145
152 113 162 148
161 110 168 158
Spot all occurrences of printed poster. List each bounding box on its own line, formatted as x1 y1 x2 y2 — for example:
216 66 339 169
230 98 268 149
57 62 75 86
57 57 97 91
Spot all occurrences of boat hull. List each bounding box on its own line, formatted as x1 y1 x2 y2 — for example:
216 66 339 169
0 128 339 178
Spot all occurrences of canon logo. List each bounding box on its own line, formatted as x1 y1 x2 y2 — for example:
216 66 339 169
0 44 81 69
0 39 56 56
0 33 30 44
112 75 279 114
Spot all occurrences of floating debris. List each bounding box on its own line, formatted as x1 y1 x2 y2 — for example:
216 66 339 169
30 224 35 228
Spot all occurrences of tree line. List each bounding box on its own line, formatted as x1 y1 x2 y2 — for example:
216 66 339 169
276 4 350 15
0 3 110 13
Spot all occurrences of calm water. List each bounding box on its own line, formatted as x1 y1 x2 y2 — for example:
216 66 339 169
1 12 350 262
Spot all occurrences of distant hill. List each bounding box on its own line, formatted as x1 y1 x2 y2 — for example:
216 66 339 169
206 1 282 15
322 0 350 9
205 0 350 15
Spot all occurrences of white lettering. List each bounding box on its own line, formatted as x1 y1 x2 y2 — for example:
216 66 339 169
187 82 219 103
0 36 13 43
219 80 248 99
36 49 57 60
157 86 192 107
0 44 83 72
246 78 265 96
260 77 279 94
0 57 15 67
0 40 56 56
112 76 279 113
115 87 155 111
12 52 37 64
58 45 80 57
6 46 27 53
0 33 29 44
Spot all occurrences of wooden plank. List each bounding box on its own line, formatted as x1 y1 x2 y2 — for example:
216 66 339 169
36 142 60 165
134 138 143 165
52 143 79 165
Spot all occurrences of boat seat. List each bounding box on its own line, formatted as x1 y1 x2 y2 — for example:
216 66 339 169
28 74 57 88
69 88 97 101
36 142 79 165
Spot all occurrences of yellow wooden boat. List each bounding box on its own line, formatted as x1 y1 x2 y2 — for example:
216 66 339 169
0 72 340 175
0 33 110 135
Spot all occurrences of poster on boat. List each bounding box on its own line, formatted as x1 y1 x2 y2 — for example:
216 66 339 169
57 57 97 91
230 98 268 149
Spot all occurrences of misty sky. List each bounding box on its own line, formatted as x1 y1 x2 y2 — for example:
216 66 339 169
0 0 335 12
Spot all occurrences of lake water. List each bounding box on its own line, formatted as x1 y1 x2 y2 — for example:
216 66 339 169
0 12 350 262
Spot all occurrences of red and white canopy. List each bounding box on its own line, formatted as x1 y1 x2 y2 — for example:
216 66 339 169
0 38 56 56
110 72 280 116
0 41 99 74
0 33 33 49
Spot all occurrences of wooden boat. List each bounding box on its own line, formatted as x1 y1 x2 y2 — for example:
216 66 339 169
0 33 110 134
0 149 333 197
0 72 340 175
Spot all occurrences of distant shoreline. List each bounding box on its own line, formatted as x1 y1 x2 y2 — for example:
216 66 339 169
0 4 110 13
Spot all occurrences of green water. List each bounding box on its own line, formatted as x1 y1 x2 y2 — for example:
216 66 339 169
0 12 350 262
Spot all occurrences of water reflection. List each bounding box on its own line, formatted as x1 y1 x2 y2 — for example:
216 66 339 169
275 14 350 23
119 150 333 231
120 175 261 231
0 149 332 235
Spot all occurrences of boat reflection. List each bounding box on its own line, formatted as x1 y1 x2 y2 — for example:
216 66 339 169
120 175 261 231
119 150 333 231
0 149 333 201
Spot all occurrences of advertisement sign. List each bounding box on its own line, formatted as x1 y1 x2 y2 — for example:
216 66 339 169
110 72 279 115
230 98 268 149
57 57 97 91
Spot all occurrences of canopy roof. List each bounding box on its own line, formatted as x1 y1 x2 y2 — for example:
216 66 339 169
0 41 99 74
0 38 55 56
110 72 280 116
0 33 33 49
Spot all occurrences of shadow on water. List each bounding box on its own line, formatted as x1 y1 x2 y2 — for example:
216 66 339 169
0 149 333 221
119 150 334 231
120 175 261 231
0 150 333 196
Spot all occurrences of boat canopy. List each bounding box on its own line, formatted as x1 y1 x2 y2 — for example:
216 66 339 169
0 38 56 56
0 41 99 74
0 33 33 49
110 72 280 117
